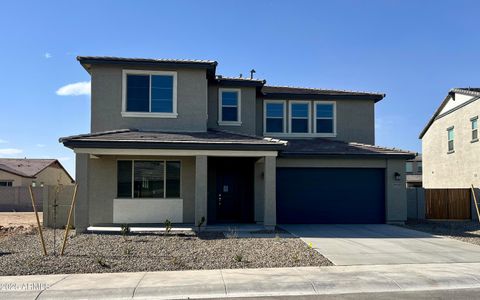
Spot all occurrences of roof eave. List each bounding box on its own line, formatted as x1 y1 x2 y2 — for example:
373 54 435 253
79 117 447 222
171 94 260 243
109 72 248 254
279 152 415 159
262 93 385 102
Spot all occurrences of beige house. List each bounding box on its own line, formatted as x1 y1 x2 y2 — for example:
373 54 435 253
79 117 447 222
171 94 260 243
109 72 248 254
420 88 480 188
0 158 74 187
61 56 413 233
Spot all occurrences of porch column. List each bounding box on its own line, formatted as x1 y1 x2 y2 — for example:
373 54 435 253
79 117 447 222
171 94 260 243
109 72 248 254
195 155 208 227
263 156 276 227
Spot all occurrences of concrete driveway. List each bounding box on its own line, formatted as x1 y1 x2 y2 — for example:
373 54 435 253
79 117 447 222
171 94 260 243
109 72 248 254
280 224 480 266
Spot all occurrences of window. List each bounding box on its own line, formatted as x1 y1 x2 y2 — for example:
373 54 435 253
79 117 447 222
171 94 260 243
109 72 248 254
417 162 422 173
117 160 181 199
314 102 335 134
122 70 177 117
264 101 286 133
289 102 310 133
447 127 454 152
218 88 241 125
0 181 12 187
405 162 413 173
472 117 478 142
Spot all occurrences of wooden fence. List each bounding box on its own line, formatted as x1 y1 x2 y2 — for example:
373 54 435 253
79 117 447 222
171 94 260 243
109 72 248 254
425 188 471 220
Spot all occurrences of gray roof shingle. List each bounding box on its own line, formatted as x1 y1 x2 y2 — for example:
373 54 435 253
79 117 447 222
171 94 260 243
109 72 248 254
261 85 385 101
0 159 58 178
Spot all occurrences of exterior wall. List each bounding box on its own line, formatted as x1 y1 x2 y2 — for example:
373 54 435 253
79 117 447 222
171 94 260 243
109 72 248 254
422 97 480 188
277 157 407 224
32 164 73 186
90 65 208 132
207 85 257 135
0 170 24 186
257 98 375 144
74 154 195 231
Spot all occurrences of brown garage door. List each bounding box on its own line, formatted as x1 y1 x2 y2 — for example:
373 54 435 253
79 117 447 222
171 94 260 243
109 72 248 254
425 189 471 219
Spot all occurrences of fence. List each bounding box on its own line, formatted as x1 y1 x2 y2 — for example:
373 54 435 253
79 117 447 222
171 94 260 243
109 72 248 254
0 185 75 228
425 188 471 220
407 187 425 220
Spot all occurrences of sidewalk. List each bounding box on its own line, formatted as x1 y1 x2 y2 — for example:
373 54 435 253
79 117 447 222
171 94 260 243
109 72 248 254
2 263 480 299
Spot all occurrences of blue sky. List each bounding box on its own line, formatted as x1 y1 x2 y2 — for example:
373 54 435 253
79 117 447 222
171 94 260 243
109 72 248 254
0 0 479 177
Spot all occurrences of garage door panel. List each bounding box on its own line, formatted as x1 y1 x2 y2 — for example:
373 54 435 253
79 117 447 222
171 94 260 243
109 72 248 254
277 168 385 224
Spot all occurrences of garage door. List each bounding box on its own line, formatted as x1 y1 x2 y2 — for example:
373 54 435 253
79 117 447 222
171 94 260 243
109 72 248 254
277 168 385 224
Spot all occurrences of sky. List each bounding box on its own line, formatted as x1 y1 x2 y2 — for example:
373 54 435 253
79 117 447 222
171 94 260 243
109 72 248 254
0 0 479 178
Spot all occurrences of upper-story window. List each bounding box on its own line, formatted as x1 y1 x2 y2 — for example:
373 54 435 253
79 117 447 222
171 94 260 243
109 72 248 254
218 88 241 126
314 102 336 134
417 162 422 173
122 70 177 118
264 100 286 133
405 162 413 173
289 102 310 133
471 117 478 142
447 127 454 153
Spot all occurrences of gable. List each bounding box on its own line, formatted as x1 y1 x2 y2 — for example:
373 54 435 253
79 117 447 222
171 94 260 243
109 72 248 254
439 93 477 116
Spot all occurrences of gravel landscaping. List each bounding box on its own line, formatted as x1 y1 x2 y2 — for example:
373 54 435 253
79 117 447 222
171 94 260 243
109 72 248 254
0 227 332 276
404 220 480 246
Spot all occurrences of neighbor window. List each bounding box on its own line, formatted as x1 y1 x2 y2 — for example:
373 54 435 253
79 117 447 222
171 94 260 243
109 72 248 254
417 162 422 173
290 102 310 133
447 127 454 152
219 88 241 124
405 162 413 173
471 117 478 142
0 181 12 187
117 160 181 199
314 102 335 134
264 101 286 133
123 70 177 116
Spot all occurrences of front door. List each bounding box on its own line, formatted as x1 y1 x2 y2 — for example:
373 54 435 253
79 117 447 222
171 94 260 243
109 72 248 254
216 169 242 222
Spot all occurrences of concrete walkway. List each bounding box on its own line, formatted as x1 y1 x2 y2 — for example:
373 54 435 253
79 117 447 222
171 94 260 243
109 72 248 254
280 224 480 265
3 263 480 299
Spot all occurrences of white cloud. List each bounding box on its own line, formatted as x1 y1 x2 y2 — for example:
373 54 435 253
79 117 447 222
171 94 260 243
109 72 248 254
56 81 91 96
0 148 23 155
44 52 52 59
0 139 7 144
36 144 46 148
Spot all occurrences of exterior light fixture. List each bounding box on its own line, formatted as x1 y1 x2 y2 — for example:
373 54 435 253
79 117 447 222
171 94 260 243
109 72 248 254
394 172 401 181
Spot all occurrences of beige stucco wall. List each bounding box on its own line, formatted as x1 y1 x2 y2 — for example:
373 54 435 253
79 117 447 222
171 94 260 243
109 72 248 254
277 157 407 224
422 97 480 188
207 85 257 135
90 65 208 133
75 154 196 229
0 170 24 186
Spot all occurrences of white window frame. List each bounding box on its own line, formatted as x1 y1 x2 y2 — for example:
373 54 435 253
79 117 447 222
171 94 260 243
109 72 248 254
447 126 454 153
263 100 287 135
471 116 478 142
218 88 242 126
117 159 182 199
313 101 337 137
121 70 178 118
288 101 311 134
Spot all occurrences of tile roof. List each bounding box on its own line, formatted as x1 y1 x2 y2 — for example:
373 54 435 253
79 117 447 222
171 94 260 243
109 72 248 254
77 56 217 66
0 158 58 178
262 85 385 101
279 138 415 158
60 129 287 151
419 87 480 139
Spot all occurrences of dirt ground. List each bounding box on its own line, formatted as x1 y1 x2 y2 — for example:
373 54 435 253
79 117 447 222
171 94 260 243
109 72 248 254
0 212 41 238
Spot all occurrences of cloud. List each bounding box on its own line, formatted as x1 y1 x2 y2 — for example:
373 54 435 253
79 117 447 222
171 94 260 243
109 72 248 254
36 144 46 148
0 139 7 144
0 148 23 155
44 52 52 59
56 81 91 96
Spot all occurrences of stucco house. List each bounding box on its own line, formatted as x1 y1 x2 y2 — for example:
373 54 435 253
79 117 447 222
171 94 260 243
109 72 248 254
60 56 414 232
420 88 480 189
0 158 74 187
406 154 422 188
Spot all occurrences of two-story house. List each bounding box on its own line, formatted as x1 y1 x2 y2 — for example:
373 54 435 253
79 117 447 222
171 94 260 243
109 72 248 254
420 88 480 189
60 56 413 232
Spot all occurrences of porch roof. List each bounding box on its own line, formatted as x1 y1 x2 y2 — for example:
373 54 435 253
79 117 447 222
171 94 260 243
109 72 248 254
279 138 416 159
60 129 287 151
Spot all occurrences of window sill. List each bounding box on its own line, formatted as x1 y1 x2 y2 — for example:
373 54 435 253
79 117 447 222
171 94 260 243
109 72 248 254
447 150 455 154
263 132 337 138
121 112 178 118
218 121 242 126
471 139 479 143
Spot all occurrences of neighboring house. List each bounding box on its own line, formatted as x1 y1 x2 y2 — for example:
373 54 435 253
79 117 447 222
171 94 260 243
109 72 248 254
406 154 422 188
0 158 74 187
60 56 414 232
420 88 480 188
